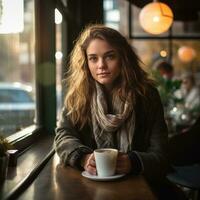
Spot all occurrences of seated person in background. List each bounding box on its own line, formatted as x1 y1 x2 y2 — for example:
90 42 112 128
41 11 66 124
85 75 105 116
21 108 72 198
172 72 200 132
152 61 181 111
155 61 174 80
179 72 200 111
167 116 200 200
168 115 200 165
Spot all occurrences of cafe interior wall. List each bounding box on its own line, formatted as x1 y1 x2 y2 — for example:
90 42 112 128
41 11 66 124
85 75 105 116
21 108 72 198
114 0 200 78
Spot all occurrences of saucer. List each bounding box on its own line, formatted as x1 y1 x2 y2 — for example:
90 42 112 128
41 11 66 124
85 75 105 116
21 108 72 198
81 171 126 181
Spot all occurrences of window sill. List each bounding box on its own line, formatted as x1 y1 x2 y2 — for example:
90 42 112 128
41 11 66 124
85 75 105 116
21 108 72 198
0 133 54 199
6 125 46 153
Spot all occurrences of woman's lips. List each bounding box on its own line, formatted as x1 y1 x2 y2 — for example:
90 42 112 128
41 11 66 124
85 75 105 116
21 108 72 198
97 72 110 76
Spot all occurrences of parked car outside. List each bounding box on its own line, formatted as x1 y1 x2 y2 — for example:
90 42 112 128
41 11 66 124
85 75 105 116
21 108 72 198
0 82 35 137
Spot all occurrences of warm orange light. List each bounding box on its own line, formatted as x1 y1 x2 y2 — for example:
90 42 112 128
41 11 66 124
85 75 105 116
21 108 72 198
139 2 173 35
160 50 167 57
178 46 196 63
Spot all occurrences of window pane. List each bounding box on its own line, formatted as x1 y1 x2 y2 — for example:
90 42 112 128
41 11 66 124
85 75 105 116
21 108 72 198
0 0 35 137
131 40 200 76
104 0 120 30
172 21 200 36
131 40 170 70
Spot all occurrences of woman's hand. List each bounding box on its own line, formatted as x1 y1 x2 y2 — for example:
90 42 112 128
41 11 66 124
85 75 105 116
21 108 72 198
116 152 132 174
81 152 132 175
81 153 97 175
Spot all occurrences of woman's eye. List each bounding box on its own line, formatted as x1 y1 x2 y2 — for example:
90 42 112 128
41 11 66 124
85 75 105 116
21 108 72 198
88 57 97 62
106 54 115 60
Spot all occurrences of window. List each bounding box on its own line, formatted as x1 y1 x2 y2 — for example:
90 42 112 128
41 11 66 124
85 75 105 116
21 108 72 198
0 0 35 137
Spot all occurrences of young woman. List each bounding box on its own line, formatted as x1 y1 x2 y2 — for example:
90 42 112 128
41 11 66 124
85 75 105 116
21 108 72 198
54 24 169 184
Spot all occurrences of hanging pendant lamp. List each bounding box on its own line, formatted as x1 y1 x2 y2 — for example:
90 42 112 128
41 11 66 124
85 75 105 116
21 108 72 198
178 46 196 63
139 0 174 35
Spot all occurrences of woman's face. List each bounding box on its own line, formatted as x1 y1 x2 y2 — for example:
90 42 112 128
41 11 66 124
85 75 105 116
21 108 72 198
86 39 121 90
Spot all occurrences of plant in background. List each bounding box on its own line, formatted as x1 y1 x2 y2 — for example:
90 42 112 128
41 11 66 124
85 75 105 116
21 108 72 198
151 69 182 107
0 135 11 157
0 135 12 182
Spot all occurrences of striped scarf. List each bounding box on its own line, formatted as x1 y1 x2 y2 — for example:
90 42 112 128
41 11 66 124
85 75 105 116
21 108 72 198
91 82 135 153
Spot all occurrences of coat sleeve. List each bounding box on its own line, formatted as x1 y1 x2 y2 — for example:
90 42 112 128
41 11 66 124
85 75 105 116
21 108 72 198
54 107 93 168
132 88 169 183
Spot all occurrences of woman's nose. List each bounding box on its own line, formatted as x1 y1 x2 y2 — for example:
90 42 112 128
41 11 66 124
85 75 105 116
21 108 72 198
97 58 106 69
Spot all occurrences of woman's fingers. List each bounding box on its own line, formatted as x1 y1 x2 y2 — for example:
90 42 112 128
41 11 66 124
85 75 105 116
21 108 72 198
85 153 97 175
88 154 96 167
116 153 132 174
86 164 97 175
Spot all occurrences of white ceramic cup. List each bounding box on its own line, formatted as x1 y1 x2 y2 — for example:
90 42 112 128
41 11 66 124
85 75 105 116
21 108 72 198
94 148 118 177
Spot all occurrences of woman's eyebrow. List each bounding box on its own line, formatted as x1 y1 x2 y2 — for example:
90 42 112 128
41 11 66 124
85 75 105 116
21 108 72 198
104 50 116 55
87 50 116 57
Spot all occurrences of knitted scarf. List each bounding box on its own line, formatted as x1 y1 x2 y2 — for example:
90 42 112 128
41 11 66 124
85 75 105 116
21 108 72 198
91 82 135 153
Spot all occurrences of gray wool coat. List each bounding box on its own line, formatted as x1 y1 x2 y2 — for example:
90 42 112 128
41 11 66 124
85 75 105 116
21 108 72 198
54 86 169 183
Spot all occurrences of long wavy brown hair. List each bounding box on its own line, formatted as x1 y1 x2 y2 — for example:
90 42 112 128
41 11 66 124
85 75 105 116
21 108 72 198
65 24 153 128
